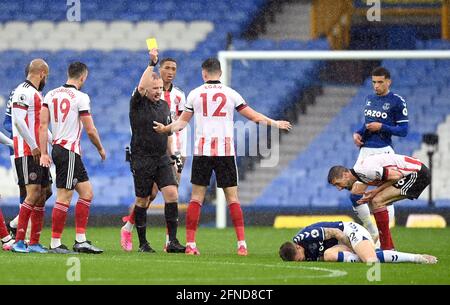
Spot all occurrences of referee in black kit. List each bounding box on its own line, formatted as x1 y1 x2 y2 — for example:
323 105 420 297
128 48 185 253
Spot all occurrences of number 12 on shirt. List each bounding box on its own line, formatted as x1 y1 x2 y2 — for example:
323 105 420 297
200 93 227 117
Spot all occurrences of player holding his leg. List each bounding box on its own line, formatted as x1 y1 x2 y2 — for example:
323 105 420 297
279 221 437 264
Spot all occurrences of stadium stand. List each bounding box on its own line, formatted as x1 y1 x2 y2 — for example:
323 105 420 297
252 39 450 208
0 0 329 207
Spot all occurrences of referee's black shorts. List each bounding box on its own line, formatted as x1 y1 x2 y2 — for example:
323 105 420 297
131 155 178 198
52 144 89 190
15 156 52 187
191 156 238 188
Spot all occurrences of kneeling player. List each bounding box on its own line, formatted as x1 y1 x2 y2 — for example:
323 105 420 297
328 153 431 250
279 221 437 264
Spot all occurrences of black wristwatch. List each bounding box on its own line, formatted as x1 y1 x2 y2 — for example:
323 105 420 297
149 58 159 67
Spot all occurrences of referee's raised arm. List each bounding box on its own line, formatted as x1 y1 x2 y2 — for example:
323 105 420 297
137 48 159 97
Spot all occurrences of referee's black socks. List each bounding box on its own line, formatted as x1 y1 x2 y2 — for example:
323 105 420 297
134 205 148 246
164 202 178 242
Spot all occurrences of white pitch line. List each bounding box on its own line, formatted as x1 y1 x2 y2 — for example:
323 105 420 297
0 256 347 283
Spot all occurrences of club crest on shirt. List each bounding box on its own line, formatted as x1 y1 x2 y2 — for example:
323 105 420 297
382 103 390 111
19 94 27 102
29 172 37 181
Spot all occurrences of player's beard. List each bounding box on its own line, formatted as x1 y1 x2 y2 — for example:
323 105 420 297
38 78 46 91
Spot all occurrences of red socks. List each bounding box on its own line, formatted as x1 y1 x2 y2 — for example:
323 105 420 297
15 202 33 242
185 200 246 244
30 206 45 245
52 202 69 238
374 207 395 250
186 200 202 243
128 209 135 224
229 202 245 241
0 208 9 239
75 198 91 234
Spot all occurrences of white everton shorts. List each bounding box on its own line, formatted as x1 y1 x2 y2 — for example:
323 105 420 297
354 146 395 167
10 154 18 185
343 222 374 248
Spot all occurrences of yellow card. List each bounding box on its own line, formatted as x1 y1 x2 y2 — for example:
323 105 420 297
146 38 158 50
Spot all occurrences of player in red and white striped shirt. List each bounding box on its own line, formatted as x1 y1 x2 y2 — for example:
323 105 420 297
160 58 187 160
40 62 106 254
10 59 52 253
328 153 431 250
154 58 292 256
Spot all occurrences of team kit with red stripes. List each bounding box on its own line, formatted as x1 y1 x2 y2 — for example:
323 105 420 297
164 83 187 157
11 81 52 187
43 84 91 190
185 80 246 188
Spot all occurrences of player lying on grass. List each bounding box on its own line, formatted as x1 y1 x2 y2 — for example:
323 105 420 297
279 221 437 264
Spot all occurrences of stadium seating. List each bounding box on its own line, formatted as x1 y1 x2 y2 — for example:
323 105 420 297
2 0 447 208
252 40 450 207
0 0 330 206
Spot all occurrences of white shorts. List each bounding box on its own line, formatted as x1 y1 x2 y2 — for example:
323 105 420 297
10 154 18 185
343 222 374 248
354 146 395 167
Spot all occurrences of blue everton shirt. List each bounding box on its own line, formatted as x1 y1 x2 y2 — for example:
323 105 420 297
292 221 344 261
356 91 409 148
3 89 14 155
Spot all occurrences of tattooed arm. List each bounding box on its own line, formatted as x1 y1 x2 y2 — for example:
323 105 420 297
324 228 352 248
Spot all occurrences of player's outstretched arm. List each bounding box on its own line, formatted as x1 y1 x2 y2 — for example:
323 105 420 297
39 105 51 167
167 135 174 156
153 111 193 134
238 106 292 131
81 115 106 161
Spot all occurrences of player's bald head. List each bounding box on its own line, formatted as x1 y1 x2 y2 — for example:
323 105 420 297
27 59 49 76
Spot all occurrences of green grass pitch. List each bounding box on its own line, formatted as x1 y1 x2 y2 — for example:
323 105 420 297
0 226 448 285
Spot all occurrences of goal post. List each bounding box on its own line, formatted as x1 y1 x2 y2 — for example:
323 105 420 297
214 49 450 229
